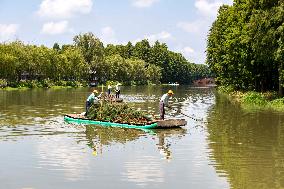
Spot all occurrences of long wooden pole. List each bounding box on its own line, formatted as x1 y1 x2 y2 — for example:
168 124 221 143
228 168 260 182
169 107 203 122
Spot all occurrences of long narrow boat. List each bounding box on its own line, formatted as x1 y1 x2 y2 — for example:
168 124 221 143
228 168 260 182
64 114 186 129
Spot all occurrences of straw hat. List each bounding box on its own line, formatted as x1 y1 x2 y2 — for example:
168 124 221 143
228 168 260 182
167 90 174 94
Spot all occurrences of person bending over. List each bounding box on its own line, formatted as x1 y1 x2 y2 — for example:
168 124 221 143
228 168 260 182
85 89 101 116
159 90 174 120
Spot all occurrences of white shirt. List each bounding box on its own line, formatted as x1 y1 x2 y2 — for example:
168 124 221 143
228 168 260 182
160 93 171 106
115 85 120 91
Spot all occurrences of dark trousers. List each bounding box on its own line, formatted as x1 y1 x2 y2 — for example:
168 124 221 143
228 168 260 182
85 101 92 116
115 90 120 98
159 101 165 120
108 89 111 96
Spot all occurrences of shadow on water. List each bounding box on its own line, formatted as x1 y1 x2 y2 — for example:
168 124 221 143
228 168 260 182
206 94 284 189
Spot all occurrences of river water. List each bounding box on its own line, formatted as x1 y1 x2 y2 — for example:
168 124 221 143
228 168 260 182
0 85 284 189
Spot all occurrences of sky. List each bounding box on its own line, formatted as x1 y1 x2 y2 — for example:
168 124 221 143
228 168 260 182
0 0 233 64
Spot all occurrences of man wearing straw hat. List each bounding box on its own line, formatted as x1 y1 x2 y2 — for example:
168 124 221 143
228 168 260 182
85 89 101 116
115 83 122 98
159 90 174 120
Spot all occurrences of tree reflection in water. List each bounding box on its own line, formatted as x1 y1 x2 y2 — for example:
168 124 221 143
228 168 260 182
206 94 284 189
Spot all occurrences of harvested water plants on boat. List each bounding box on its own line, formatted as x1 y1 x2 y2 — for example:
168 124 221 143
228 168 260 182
86 101 153 125
64 98 187 128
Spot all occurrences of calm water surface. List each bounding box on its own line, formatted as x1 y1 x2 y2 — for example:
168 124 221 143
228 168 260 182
0 86 284 189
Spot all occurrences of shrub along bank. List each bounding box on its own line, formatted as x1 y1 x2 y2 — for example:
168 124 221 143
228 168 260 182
218 86 284 111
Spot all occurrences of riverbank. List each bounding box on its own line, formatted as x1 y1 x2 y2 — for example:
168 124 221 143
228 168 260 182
1 86 78 91
0 79 89 90
0 80 177 90
218 86 284 111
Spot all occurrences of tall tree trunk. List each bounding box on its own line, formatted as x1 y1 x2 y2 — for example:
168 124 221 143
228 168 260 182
279 62 283 97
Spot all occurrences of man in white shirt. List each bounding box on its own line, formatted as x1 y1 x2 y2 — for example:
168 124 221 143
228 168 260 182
159 90 174 120
107 85 112 97
115 83 121 98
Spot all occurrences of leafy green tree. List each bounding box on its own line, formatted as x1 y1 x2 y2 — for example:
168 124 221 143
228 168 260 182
145 63 162 84
0 32 210 87
133 39 151 63
124 42 134 59
207 0 284 95
53 42 61 51
61 46 89 80
73 32 104 71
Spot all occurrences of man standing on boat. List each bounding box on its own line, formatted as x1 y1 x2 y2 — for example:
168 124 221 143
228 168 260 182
159 90 174 120
85 89 101 116
107 85 112 97
115 83 121 98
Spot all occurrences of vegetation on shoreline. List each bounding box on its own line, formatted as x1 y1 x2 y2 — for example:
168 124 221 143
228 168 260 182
0 78 87 89
218 86 284 111
207 0 283 96
207 0 284 111
0 33 213 89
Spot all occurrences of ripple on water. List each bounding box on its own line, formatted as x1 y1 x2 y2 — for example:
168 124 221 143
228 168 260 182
36 135 91 181
122 156 165 185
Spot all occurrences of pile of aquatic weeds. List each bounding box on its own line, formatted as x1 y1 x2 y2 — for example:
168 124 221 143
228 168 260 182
86 101 153 125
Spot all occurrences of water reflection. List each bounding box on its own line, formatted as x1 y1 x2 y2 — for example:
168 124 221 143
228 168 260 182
83 125 186 160
0 86 214 125
207 94 284 189
155 128 187 161
0 88 89 126
1 86 227 188
123 155 165 185
36 134 91 181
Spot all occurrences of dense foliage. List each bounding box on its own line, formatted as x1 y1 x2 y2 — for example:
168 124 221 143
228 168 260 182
86 101 153 125
105 40 212 84
219 89 284 112
0 41 89 87
0 33 213 88
207 0 284 95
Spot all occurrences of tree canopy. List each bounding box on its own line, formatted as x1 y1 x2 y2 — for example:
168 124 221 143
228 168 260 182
0 33 213 87
105 39 212 84
207 0 284 95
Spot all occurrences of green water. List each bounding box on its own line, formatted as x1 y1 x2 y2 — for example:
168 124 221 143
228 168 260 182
0 86 283 189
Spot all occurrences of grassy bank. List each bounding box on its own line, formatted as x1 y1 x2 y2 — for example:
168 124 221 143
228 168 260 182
0 79 87 90
0 79 160 90
218 86 284 111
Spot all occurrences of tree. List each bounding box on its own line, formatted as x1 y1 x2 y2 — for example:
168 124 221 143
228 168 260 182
73 32 104 71
207 0 284 94
133 39 151 63
0 33 209 87
53 42 61 51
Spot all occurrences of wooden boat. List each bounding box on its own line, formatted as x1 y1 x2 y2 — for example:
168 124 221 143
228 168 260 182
64 114 186 129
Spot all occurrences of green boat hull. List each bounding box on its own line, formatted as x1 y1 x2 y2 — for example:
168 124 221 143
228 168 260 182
64 115 158 129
